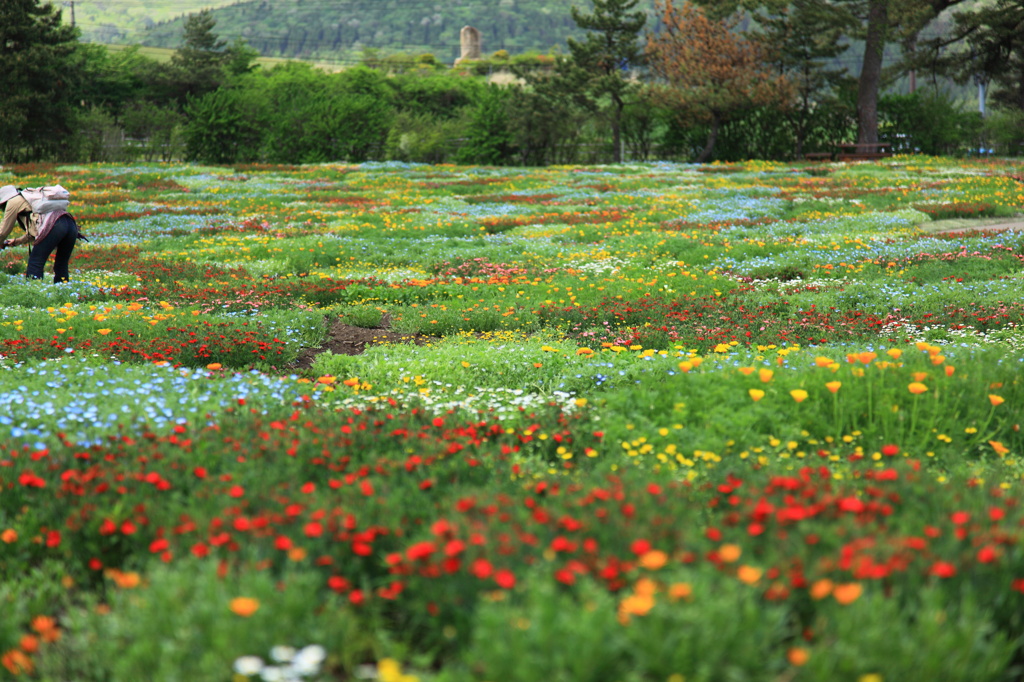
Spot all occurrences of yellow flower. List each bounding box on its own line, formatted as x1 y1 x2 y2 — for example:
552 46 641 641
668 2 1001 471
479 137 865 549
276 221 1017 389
748 389 765 402
790 389 808 403
96 329 112 335
908 382 928 395
826 381 841 393
814 356 834 367
989 395 1005 406
859 675 884 682
576 347 594 356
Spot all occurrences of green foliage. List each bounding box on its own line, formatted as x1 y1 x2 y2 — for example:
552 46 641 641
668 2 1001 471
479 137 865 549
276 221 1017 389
457 85 516 165
33 561 376 682
385 112 466 164
879 91 982 155
182 87 263 164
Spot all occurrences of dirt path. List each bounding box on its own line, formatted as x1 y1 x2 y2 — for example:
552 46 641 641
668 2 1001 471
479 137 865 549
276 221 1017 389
918 216 1024 236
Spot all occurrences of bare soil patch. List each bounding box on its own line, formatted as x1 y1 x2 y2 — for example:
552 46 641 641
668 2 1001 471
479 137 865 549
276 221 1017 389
292 315 435 371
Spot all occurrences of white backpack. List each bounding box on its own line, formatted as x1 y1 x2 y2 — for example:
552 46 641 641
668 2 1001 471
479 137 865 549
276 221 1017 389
20 185 70 215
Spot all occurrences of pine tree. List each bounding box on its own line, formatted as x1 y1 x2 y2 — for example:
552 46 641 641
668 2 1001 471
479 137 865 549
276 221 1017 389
170 10 231 102
0 0 81 161
567 0 647 163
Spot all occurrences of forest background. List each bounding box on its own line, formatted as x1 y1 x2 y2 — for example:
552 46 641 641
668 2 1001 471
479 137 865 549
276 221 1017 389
2 0 1023 166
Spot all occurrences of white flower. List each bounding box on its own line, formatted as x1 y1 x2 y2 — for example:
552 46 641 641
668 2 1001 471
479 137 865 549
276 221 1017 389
292 645 326 675
270 646 297 663
233 655 264 676
260 665 285 682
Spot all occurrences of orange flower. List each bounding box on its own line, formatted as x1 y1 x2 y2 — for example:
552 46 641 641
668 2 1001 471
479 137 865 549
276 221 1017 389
719 543 742 563
1 649 34 675
18 634 39 654
886 348 903 359
206 363 222 371
619 592 655 618
825 381 841 394
639 550 668 570
989 395 1005 406
96 328 112 335
1 529 16 544
576 347 594 356
809 578 833 600
737 565 763 584
832 582 863 605
945 365 955 376
907 382 928 395
737 367 755 376
814 356 834 367
930 354 945 365
989 440 1010 456
106 569 141 589
229 597 260 617
787 647 810 666
857 351 877 364
790 389 808 403
30 616 60 643
758 368 774 383
748 388 765 402
912 371 928 382
634 577 658 596
669 582 693 601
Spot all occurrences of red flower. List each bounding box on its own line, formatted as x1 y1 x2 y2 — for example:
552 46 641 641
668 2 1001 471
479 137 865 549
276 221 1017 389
630 539 652 555
977 546 998 564
494 569 516 589
406 541 436 562
929 561 957 578
951 511 970 525
471 558 493 579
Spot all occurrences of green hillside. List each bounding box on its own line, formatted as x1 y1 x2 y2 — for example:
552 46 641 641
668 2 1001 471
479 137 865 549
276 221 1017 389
77 0 660 66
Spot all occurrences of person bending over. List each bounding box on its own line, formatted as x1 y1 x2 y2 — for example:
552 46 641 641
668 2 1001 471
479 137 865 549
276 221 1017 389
0 184 80 283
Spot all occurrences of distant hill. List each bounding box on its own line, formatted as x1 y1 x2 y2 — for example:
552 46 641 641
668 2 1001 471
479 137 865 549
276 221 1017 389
76 0 661 67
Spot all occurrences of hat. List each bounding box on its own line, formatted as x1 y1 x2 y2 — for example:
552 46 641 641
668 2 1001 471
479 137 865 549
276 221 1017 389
0 185 18 206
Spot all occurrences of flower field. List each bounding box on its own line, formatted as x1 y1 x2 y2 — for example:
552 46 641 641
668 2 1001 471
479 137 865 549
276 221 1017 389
2 157 1024 681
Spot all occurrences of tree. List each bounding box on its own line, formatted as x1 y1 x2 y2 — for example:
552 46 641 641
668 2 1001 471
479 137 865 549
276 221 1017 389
646 0 791 162
923 0 1024 113
756 0 856 156
567 0 648 163
170 9 252 103
0 0 81 161
846 0 970 144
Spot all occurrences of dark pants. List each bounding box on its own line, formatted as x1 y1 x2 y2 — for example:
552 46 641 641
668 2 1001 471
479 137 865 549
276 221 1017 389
27 215 78 283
